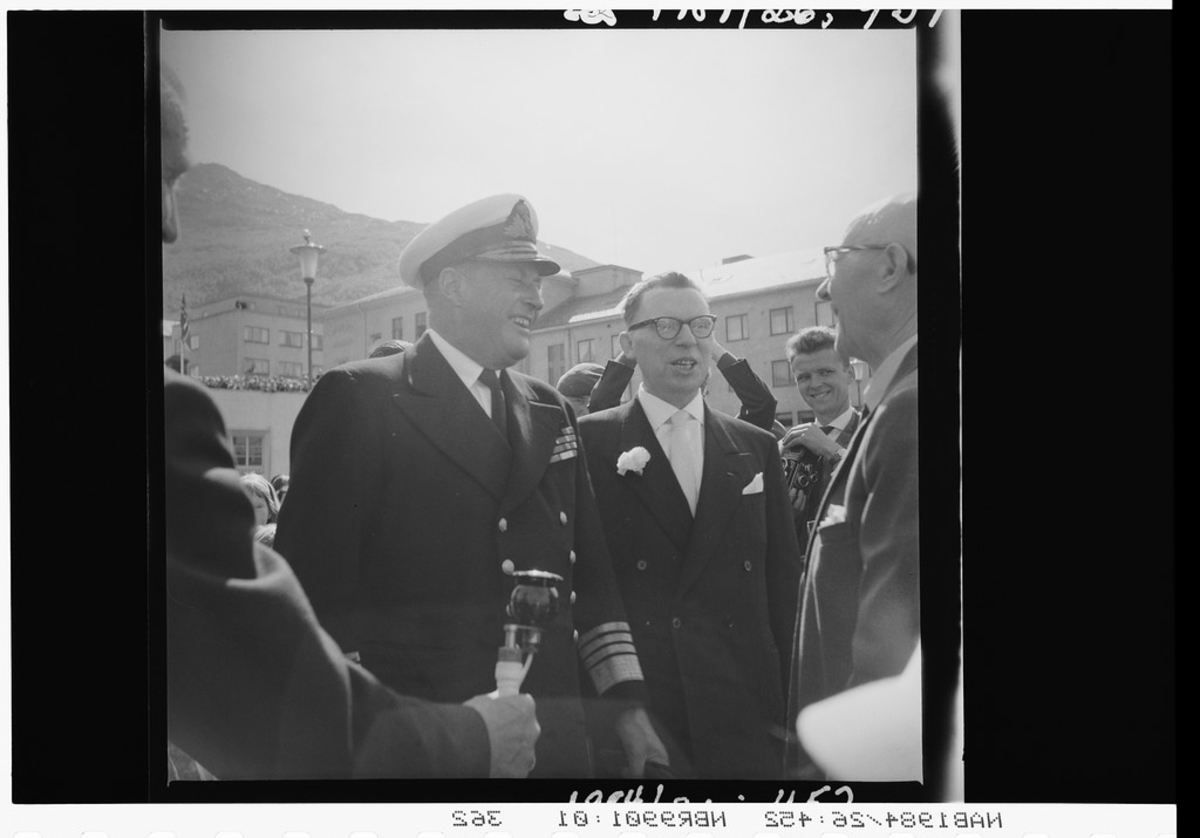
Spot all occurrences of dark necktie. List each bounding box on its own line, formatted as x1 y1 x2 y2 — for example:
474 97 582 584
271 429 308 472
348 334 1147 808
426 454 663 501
478 369 508 440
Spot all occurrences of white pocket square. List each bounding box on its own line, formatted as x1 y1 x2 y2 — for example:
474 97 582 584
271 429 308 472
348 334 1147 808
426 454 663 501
821 504 847 526
742 472 764 494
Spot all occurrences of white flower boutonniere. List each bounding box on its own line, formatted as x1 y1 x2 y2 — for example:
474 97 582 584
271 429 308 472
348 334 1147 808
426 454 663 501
617 446 651 476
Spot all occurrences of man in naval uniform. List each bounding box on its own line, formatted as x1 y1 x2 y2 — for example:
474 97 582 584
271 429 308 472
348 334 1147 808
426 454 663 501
275 194 667 778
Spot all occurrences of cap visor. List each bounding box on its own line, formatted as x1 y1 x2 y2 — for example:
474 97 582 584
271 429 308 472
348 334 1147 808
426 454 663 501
474 252 562 276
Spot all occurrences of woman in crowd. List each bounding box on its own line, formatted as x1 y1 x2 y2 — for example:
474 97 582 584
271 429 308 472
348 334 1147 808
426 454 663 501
239 473 279 535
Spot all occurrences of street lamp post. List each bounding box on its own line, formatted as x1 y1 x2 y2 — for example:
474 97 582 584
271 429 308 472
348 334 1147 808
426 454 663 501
290 229 325 390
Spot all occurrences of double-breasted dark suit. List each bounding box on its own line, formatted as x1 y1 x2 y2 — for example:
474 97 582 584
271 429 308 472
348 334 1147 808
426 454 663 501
274 334 645 778
789 344 920 753
578 399 803 778
165 369 491 779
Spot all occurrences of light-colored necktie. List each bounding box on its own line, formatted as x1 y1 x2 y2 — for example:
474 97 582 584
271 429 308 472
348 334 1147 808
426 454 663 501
667 410 700 515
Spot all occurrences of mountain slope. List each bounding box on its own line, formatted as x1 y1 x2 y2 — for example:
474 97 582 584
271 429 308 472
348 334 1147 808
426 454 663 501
162 163 600 315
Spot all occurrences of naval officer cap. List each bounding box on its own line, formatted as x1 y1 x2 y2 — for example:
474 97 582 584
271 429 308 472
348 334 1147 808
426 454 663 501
399 193 562 289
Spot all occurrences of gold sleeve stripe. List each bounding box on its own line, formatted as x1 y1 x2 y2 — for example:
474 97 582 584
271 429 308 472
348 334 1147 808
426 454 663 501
576 621 633 658
586 650 645 695
580 640 638 669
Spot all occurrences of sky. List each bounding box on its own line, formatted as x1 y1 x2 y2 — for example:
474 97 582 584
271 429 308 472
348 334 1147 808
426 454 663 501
162 20 919 276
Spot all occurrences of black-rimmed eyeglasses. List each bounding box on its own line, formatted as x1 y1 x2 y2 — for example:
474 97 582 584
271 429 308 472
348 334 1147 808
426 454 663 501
628 315 718 341
823 244 889 278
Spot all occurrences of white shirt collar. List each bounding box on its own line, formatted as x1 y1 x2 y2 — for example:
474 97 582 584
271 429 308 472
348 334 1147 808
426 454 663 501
427 329 486 392
863 333 918 413
637 385 705 430
825 404 857 431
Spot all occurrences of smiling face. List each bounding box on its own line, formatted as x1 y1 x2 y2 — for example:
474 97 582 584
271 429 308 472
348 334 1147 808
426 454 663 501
441 260 544 369
621 287 714 409
790 347 853 424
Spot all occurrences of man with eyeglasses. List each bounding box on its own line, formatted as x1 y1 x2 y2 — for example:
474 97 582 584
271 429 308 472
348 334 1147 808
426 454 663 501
587 336 778 432
787 193 920 781
578 271 803 779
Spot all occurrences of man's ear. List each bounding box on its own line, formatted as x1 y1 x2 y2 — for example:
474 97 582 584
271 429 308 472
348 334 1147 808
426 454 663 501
879 242 913 293
437 266 468 305
618 330 636 361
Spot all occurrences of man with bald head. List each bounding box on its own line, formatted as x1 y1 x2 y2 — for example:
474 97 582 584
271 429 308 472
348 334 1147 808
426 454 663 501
788 193 920 779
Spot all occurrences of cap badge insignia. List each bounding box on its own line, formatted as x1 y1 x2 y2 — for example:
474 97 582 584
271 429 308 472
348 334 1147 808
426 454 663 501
502 200 536 242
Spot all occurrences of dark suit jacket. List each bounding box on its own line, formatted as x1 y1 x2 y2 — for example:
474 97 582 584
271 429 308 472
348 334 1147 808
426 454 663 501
589 354 778 432
274 334 645 778
579 399 803 778
165 369 490 780
788 410 862 554
789 344 920 747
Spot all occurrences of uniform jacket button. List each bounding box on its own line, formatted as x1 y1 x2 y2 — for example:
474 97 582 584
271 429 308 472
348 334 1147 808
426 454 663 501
498 518 508 533
743 560 752 571
501 559 515 574
559 511 569 525
569 591 577 604
671 617 682 629
569 550 577 564
636 560 648 571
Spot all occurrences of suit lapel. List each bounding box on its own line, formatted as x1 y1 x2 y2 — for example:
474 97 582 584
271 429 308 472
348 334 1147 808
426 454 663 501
499 372 566 513
390 335 510 501
617 401 693 555
678 407 754 596
806 343 918 553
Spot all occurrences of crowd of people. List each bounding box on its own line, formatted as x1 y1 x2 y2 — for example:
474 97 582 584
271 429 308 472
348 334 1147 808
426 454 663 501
192 373 320 392
163 60 924 785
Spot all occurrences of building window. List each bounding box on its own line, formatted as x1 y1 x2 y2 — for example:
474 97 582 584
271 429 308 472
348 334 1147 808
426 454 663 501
416 312 427 338
187 334 199 350
281 330 304 348
244 357 270 375
771 359 792 388
311 334 324 351
726 313 749 342
243 326 270 344
770 306 794 336
775 411 795 429
279 361 304 378
230 432 266 474
548 343 566 386
815 299 835 328
577 338 595 363
611 334 622 359
391 317 404 340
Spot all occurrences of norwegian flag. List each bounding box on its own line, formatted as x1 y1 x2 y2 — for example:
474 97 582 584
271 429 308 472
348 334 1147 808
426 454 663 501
180 293 189 344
